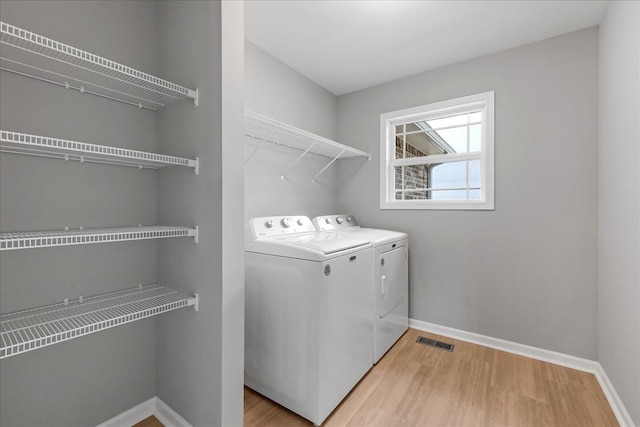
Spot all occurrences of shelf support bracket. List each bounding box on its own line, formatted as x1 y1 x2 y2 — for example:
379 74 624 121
192 89 199 107
245 126 276 165
312 150 345 183
190 293 199 312
193 157 199 175
281 142 317 180
192 226 199 244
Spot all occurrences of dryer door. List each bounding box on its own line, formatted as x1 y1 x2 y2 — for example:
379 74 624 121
378 246 407 318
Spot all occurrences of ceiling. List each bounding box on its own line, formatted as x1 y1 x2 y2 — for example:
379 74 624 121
245 0 609 96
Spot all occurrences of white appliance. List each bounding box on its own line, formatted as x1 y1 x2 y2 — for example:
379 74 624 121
245 215 374 426
313 215 409 364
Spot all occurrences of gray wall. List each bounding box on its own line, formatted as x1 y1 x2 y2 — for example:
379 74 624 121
336 28 599 359
0 1 159 425
244 42 343 221
598 1 640 424
156 1 245 426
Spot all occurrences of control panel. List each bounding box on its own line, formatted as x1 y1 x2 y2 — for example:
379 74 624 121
249 216 316 238
313 214 360 232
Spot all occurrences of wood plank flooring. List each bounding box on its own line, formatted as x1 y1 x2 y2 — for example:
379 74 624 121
133 415 164 427
244 328 618 427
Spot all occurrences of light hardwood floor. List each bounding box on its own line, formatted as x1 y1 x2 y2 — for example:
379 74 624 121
244 328 618 427
133 415 164 427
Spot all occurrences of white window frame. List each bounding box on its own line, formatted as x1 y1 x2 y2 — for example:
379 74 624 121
380 91 495 210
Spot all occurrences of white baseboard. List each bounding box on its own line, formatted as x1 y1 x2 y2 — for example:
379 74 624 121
154 397 194 427
96 398 156 427
409 318 635 427
593 364 637 427
96 396 194 427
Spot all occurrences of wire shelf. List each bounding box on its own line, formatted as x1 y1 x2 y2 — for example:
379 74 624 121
0 284 198 359
244 111 371 160
0 130 199 174
0 21 198 110
0 226 199 251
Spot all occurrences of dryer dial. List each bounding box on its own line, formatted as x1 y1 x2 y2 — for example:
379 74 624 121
281 217 292 228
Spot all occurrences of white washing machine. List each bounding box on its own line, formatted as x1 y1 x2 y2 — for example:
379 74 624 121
313 214 409 364
245 216 374 426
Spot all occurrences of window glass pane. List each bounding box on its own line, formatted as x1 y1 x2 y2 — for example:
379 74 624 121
469 124 481 152
430 161 466 189
469 159 481 188
406 122 421 133
469 189 481 200
394 166 403 190
382 92 493 209
404 164 428 189
404 190 428 200
394 135 405 159
429 189 468 200
406 132 446 156
424 112 468 130
430 126 467 154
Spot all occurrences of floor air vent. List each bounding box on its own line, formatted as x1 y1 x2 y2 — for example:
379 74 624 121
416 336 455 352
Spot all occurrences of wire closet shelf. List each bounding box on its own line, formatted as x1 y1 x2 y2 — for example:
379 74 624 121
0 21 198 110
0 284 199 359
244 111 370 182
0 130 199 173
0 225 199 251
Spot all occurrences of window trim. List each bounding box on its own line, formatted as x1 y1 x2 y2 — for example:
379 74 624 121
380 91 495 210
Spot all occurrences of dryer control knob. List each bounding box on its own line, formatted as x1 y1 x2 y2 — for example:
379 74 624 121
265 220 274 229
325 218 331 224
336 217 344 225
297 218 305 226
346 216 352 222
281 217 292 228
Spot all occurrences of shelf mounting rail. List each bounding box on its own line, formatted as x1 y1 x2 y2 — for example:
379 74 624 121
0 284 198 359
0 21 198 110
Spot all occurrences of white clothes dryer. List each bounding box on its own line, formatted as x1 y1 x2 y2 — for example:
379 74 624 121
245 216 374 426
313 214 409 364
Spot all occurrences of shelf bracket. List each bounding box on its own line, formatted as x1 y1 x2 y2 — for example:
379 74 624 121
192 226 199 244
244 126 275 165
190 293 199 312
281 142 317 180
193 157 199 175
312 150 345 183
192 89 199 107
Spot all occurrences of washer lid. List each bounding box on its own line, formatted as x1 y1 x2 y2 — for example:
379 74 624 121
246 232 372 261
357 228 408 245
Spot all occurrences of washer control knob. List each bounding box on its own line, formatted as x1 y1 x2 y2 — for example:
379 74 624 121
265 220 274 229
297 218 305 226
325 218 331 224
346 216 352 222
336 217 344 225
281 217 291 228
